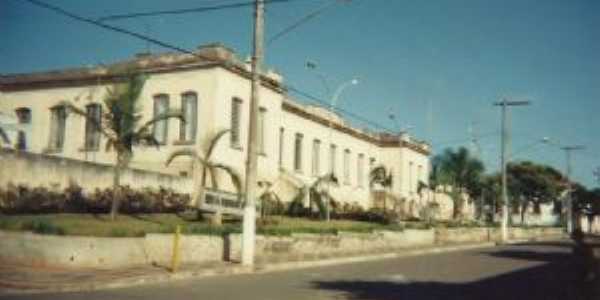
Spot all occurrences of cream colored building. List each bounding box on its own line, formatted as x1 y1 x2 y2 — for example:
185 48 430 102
0 43 430 209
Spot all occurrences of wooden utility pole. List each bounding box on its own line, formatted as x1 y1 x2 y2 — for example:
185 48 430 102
241 0 264 266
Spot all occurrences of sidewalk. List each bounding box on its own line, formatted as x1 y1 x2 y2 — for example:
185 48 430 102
0 239 559 295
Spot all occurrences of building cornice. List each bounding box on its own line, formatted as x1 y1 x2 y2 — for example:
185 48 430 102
1 43 429 156
0 46 285 94
281 101 430 156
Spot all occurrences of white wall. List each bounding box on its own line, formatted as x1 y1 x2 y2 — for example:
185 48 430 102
1 51 431 209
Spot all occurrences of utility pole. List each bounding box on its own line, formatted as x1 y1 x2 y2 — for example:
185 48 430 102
494 99 530 243
242 0 264 266
561 145 585 234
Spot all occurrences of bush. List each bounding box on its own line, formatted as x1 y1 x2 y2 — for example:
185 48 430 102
0 183 191 215
108 227 129 237
338 208 400 225
21 219 66 235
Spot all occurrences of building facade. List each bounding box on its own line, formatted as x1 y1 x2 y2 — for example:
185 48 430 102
0 43 430 209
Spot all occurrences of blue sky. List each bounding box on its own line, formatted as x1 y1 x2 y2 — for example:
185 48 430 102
2 0 598 187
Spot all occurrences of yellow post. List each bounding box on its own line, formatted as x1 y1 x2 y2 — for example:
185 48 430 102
170 225 181 273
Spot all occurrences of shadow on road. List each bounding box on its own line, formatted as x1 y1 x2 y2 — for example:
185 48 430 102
313 241 600 300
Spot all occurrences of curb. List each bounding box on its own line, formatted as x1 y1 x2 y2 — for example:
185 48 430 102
0 238 560 295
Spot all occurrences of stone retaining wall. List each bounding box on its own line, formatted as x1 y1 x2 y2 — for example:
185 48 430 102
0 227 565 269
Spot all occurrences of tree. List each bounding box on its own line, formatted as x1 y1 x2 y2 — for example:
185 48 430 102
507 161 565 224
370 165 394 212
573 185 600 232
309 173 339 220
64 71 183 220
433 147 485 219
165 129 242 223
480 173 502 222
256 180 284 218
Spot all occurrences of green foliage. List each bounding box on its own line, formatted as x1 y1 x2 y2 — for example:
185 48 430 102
433 147 485 218
108 227 129 237
573 185 600 216
433 147 485 196
0 183 190 214
62 71 185 220
165 129 241 214
21 219 66 235
287 187 308 217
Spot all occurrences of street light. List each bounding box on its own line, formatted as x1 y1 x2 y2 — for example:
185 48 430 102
306 61 358 221
509 137 551 159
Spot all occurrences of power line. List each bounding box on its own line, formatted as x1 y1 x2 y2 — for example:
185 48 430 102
268 0 346 44
19 0 425 138
96 0 298 22
22 0 204 59
431 130 499 148
286 85 396 133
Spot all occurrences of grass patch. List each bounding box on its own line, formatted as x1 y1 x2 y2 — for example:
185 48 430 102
0 214 406 237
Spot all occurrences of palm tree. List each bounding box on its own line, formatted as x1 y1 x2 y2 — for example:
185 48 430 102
434 147 485 219
370 165 393 212
257 180 284 218
64 71 184 220
165 129 242 223
309 173 339 220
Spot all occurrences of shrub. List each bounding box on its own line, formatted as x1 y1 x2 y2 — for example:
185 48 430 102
108 227 129 237
339 208 400 225
0 183 191 215
21 219 66 235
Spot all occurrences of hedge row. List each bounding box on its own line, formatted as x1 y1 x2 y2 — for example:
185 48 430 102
0 183 190 214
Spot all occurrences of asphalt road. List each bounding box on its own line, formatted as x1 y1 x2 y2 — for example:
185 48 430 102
3 240 597 300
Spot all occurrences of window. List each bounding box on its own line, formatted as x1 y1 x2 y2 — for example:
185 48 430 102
15 108 31 150
258 107 266 154
357 153 365 187
84 104 102 151
409 161 414 193
329 144 337 175
180 92 198 142
230 98 242 147
153 94 169 144
369 157 376 190
344 149 351 184
49 105 67 151
418 165 423 185
15 108 31 124
312 139 321 176
278 127 284 168
294 133 303 172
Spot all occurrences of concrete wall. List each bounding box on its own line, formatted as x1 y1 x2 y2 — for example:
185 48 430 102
0 148 192 194
0 227 564 269
435 227 564 244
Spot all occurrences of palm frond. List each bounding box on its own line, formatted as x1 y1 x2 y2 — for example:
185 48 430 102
213 163 243 195
131 132 160 149
136 110 185 137
204 128 230 159
165 148 201 166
